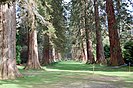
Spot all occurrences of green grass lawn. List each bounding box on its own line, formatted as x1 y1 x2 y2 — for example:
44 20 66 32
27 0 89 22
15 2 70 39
46 61 133 72
0 61 133 88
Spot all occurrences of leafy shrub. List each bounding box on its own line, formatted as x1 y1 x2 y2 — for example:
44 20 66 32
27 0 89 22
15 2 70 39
104 44 110 59
123 40 133 65
16 45 22 65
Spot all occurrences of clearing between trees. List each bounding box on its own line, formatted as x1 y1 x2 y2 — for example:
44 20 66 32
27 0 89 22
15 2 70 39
0 61 133 88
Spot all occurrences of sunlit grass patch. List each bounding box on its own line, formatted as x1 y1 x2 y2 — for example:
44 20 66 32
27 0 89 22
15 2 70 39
46 61 133 72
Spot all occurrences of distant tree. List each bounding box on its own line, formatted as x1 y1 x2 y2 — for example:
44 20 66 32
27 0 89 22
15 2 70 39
70 0 95 63
50 0 67 59
70 0 85 61
94 0 106 64
42 34 51 65
36 0 67 65
84 0 95 64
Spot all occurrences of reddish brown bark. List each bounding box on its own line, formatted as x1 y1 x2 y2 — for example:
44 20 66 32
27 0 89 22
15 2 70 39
106 0 124 66
43 48 50 65
24 0 41 69
86 35 95 64
84 0 95 64
24 30 41 69
0 2 22 79
94 0 106 64
42 34 50 65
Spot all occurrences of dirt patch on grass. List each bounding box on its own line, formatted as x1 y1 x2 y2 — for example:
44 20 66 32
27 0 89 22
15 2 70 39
54 75 122 88
34 80 118 88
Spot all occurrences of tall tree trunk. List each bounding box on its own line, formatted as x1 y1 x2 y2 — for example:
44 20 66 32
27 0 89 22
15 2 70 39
115 0 121 34
42 34 50 65
81 41 87 63
24 0 41 69
86 33 95 64
52 47 57 62
84 0 89 63
94 0 106 64
84 0 95 64
43 48 50 65
24 30 41 69
80 1 87 63
106 0 124 66
49 48 53 63
0 2 22 79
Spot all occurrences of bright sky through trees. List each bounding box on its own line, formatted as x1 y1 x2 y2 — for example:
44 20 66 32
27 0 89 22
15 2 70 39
64 0 71 3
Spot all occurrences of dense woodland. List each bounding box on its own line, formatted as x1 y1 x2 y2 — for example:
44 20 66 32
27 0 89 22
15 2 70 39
0 0 133 80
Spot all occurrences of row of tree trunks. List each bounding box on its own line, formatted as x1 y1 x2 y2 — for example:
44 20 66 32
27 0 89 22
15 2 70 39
94 0 106 64
70 0 124 66
71 0 95 63
0 2 22 79
71 45 84 62
106 0 124 66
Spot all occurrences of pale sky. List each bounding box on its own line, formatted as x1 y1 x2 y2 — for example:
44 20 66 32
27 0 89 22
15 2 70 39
64 0 71 3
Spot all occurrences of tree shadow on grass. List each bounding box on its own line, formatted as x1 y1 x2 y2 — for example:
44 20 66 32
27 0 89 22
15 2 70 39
0 69 133 88
0 71 65 88
1 61 133 88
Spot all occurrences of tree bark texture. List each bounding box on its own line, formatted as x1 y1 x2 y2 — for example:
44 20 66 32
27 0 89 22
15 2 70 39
86 34 95 64
42 34 50 65
24 30 41 69
0 2 22 79
52 47 57 62
81 41 87 62
94 0 106 64
106 0 124 66
24 0 41 69
84 0 95 64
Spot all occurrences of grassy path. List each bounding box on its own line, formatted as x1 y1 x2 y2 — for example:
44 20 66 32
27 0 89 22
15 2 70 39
0 61 133 88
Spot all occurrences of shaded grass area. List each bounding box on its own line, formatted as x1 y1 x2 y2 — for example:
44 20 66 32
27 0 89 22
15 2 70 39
0 61 133 88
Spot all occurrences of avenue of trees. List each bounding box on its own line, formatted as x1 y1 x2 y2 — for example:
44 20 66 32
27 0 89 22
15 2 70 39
0 0 133 79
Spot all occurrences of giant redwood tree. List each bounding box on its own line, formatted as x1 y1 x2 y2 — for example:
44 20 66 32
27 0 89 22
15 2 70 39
84 0 95 64
24 0 41 69
94 0 106 64
106 0 124 66
0 1 22 79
